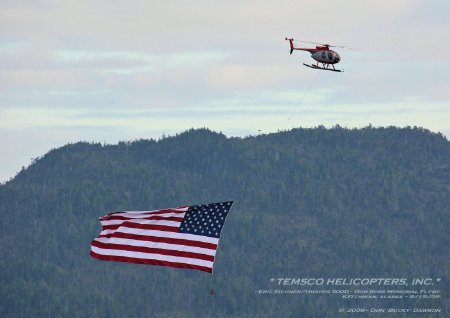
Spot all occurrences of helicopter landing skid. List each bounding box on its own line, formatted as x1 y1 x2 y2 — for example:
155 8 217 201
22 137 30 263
303 63 343 72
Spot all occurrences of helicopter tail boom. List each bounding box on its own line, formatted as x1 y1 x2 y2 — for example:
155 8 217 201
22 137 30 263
285 37 315 54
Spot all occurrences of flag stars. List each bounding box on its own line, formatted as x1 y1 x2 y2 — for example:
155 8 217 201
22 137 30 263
179 202 233 238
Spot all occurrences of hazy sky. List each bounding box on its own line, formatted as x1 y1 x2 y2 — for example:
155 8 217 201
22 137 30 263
1 0 449 182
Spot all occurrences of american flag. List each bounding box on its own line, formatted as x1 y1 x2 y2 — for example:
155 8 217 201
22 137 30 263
90 201 234 273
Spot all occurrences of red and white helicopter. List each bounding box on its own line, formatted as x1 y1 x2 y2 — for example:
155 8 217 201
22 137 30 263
285 37 345 72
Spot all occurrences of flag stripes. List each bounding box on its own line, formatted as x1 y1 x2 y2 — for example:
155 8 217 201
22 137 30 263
91 240 215 261
97 232 218 249
90 246 213 268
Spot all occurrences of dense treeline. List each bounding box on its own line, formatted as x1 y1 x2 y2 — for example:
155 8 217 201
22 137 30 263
0 126 449 317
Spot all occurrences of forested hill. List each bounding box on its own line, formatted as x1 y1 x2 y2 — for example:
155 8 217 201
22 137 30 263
1 126 449 317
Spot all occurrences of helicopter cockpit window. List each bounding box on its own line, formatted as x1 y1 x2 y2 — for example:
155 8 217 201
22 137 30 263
327 52 333 60
321 52 326 59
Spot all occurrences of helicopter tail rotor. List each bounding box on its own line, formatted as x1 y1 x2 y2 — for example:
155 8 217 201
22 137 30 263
285 37 294 54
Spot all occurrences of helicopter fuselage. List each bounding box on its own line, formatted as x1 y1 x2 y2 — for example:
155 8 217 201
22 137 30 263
311 49 340 64
301 47 341 64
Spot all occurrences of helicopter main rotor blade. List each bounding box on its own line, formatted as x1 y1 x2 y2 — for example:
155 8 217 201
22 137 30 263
296 40 350 49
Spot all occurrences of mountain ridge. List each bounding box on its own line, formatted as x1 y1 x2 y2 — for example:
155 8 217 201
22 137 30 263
1 126 449 317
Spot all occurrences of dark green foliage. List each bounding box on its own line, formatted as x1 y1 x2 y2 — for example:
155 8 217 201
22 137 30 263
0 126 449 317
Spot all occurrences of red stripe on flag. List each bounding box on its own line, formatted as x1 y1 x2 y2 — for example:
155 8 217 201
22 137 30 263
91 240 215 262
90 251 213 273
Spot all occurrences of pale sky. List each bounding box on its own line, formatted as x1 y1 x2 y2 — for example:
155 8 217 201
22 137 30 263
1 0 449 182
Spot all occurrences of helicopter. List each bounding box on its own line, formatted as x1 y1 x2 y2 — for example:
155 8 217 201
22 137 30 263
285 37 344 72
